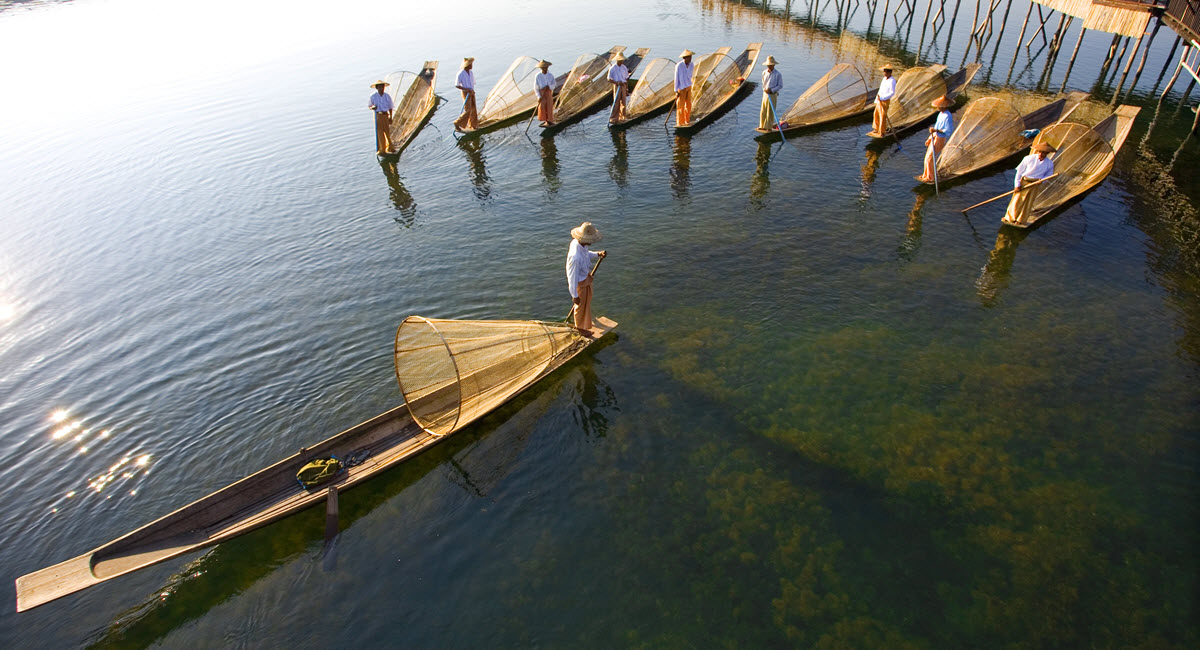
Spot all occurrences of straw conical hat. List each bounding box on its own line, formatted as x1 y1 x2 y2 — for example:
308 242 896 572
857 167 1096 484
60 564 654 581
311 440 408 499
881 66 894 72
371 80 389 88
612 52 626 62
931 96 954 108
571 222 602 244
461 57 475 69
680 49 695 58
763 56 778 66
1033 142 1057 153
537 60 551 68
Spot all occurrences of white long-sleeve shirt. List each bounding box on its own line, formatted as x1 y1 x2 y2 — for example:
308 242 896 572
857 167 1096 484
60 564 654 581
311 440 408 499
566 239 599 298
1013 153 1054 188
674 60 694 91
535 71 556 92
608 63 629 84
877 75 897 101
761 68 782 94
368 91 394 113
456 69 475 91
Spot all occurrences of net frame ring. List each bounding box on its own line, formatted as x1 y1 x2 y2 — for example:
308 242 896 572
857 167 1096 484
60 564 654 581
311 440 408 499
395 316 464 436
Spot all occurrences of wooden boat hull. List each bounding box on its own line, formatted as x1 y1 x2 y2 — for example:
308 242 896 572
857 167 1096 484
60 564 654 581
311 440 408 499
16 317 618 611
753 88 878 140
381 61 440 159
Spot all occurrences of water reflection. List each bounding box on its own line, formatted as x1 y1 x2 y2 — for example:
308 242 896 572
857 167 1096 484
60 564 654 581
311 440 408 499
750 141 771 209
456 137 492 203
976 226 1030 306
859 147 880 200
379 160 416 226
898 192 925 260
670 135 691 202
608 129 629 189
539 137 561 197
571 361 617 439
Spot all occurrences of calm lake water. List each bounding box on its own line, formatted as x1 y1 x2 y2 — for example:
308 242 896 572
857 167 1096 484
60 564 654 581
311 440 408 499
1 0 1197 646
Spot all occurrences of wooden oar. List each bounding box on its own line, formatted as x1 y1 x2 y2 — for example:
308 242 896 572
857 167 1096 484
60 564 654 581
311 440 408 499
960 174 1059 214
881 103 902 150
566 254 606 322
932 141 940 197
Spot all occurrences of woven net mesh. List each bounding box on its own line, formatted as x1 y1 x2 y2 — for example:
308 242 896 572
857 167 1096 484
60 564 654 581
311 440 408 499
1032 122 1090 153
625 57 677 119
689 52 742 120
1031 129 1113 217
478 56 540 127
554 53 613 119
394 317 584 436
383 65 436 152
937 97 1024 178
781 63 871 127
885 66 948 131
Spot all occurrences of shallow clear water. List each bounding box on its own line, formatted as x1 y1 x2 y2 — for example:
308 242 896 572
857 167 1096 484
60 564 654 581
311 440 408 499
1 0 1197 647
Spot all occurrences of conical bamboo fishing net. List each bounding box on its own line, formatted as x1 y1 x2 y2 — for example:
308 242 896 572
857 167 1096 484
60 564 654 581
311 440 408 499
554 53 613 120
781 63 871 127
689 52 742 120
478 56 540 128
394 317 584 436
885 66 948 131
1031 129 1114 218
624 57 676 120
937 97 1024 178
384 64 436 153
1033 122 1090 153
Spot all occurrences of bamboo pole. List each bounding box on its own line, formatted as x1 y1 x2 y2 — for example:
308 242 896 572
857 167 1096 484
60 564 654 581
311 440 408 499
1151 35 1182 97
1059 27 1087 92
1111 31 1145 103
916 0 936 62
1124 19 1162 100
1107 37 1131 84
1158 43 1188 103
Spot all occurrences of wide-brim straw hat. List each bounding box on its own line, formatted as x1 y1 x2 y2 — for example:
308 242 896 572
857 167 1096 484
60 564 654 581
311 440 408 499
680 49 695 58
537 60 552 68
612 52 626 62
1033 142 1057 153
881 65 894 72
461 57 475 69
571 222 602 244
931 96 954 108
371 80 389 88
763 56 778 66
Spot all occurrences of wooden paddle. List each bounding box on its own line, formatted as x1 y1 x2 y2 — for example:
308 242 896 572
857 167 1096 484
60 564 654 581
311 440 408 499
566 253 606 322
960 173 1059 214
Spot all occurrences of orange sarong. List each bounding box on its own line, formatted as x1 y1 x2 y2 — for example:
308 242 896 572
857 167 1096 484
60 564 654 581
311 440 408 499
872 98 891 135
454 90 478 130
610 82 628 122
920 134 946 182
676 87 692 126
573 276 594 333
374 112 393 154
537 87 554 123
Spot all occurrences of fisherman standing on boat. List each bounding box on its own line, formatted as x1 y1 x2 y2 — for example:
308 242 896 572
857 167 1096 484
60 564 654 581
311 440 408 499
608 52 630 123
1003 142 1056 226
918 96 954 183
872 66 896 136
535 60 556 127
453 57 478 132
759 56 783 131
369 80 394 155
566 222 606 337
675 50 695 127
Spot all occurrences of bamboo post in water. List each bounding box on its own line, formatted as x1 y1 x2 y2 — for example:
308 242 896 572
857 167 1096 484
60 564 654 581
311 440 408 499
1107 37 1131 84
1059 27 1087 92
1111 32 1145 103
325 486 339 543
1124 19 1162 100
1151 35 1182 97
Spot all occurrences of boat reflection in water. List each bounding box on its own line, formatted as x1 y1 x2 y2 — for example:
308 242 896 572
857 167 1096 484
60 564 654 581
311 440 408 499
380 160 417 227
898 192 926 261
539 136 561 197
750 141 771 209
608 129 629 189
976 227 1030 306
670 135 691 202
456 137 492 203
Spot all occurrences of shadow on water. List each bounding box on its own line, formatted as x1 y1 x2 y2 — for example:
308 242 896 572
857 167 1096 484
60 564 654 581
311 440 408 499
608 129 628 190
539 136 561 197
379 160 417 227
670 135 691 203
975 225 1030 306
898 192 925 260
82 344 619 649
750 141 771 209
859 147 880 201
456 137 491 203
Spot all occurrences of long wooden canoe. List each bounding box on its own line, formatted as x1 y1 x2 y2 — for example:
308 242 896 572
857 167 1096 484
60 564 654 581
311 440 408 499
917 91 1089 184
540 47 650 136
755 63 878 139
381 61 439 157
999 104 1140 228
865 63 981 140
608 56 678 129
15 316 618 611
672 43 763 135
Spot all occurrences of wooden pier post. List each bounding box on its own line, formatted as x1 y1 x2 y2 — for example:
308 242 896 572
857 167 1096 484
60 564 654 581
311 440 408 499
1124 19 1163 100
1107 36 1131 84
1059 27 1087 91
1159 45 1189 103
1152 35 1183 96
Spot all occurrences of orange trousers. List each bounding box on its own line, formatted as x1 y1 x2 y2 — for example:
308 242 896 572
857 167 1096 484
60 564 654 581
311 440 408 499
872 98 891 135
454 90 478 130
676 87 692 125
573 276 594 332
537 87 554 123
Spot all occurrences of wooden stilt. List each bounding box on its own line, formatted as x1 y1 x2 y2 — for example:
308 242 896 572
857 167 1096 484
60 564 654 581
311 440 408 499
1099 33 1122 76
324 486 339 543
1111 32 1144 102
1124 19 1162 99
1107 36 1131 84
1060 27 1087 92
916 0 936 61
1190 100 1200 136
1152 35 1183 97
